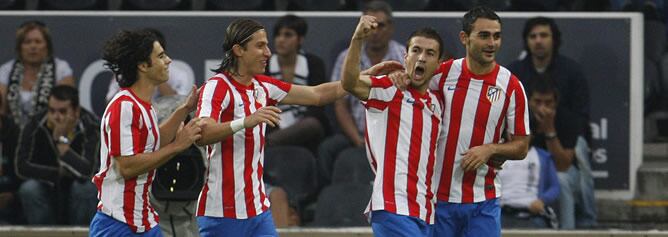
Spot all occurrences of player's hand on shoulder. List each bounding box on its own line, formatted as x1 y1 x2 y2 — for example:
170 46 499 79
353 15 378 40
363 61 405 76
245 106 282 128
388 70 410 91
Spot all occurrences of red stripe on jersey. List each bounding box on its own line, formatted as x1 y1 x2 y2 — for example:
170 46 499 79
123 178 137 233
239 91 257 218
486 79 513 200
221 93 237 218
141 171 153 230
256 82 270 211
406 90 424 218
510 77 528 135
438 75 471 201
382 91 403 213
370 75 395 88
366 99 389 110
437 60 454 93
462 80 494 203
197 149 213 216
425 112 439 223
255 75 292 106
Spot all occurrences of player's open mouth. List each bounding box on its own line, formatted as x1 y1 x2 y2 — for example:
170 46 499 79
413 66 425 81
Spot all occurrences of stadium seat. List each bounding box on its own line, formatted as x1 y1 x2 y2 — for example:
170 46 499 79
207 0 264 10
645 59 662 114
313 183 372 227
0 0 19 9
645 20 666 64
384 0 430 11
331 150 374 185
264 146 318 206
289 0 344 11
39 0 102 10
124 0 188 10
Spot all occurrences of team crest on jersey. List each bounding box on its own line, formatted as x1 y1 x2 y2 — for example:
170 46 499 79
254 88 266 105
486 86 502 103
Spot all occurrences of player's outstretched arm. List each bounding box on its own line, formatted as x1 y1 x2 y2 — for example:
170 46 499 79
340 15 379 100
195 106 282 146
114 118 202 179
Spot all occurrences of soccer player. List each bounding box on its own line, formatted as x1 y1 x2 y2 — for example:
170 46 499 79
430 7 531 237
90 29 202 237
193 18 403 237
342 15 444 236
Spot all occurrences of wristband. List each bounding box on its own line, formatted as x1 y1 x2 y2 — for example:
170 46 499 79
230 118 245 133
544 132 558 140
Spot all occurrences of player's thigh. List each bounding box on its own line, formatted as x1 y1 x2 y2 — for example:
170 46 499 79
433 202 464 237
465 199 501 237
371 211 428 237
252 210 278 237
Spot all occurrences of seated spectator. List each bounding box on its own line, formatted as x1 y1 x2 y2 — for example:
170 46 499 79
15 85 99 225
318 0 405 186
527 75 596 229
499 144 560 229
507 17 590 142
105 28 194 102
264 14 329 151
0 20 76 127
0 96 20 224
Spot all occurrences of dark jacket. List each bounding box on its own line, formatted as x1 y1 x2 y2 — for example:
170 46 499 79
0 115 19 192
508 54 590 139
15 109 100 186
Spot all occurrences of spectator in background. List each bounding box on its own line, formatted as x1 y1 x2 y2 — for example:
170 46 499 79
507 17 590 142
499 143 560 229
15 85 99 225
0 95 20 224
106 28 194 103
265 14 329 151
0 21 76 127
318 0 405 186
526 75 596 229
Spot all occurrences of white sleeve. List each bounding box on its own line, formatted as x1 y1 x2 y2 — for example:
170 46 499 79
55 58 73 82
0 60 15 86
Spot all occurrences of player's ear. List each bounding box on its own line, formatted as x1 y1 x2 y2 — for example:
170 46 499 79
459 31 467 46
138 61 149 73
232 44 244 57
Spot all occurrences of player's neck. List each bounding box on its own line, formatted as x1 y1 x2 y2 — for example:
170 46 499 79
465 56 495 75
228 67 254 86
130 76 156 104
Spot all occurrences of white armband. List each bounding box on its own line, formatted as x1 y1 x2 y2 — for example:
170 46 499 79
230 118 245 133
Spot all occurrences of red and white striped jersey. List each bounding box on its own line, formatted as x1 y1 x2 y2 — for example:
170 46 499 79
364 76 443 224
431 58 530 203
93 89 161 233
195 72 292 219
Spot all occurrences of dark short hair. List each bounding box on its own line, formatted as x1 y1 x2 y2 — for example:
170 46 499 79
143 28 167 49
406 27 444 59
363 0 393 23
50 85 79 108
528 74 559 101
214 18 265 74
461 6 501 35
522 17 562 56
102 29 158 88
273 15 308 38
15 20 53 60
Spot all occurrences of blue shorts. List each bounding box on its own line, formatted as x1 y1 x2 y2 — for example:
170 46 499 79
197 210 278 237
371 210 432 237
433 198 500 237
89 211 163 237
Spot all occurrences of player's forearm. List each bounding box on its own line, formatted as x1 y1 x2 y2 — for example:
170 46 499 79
159 105 190 147
312 81 346 106
196 119 235 146
341 38 365 97
488 136 530 160
114 143 181 179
